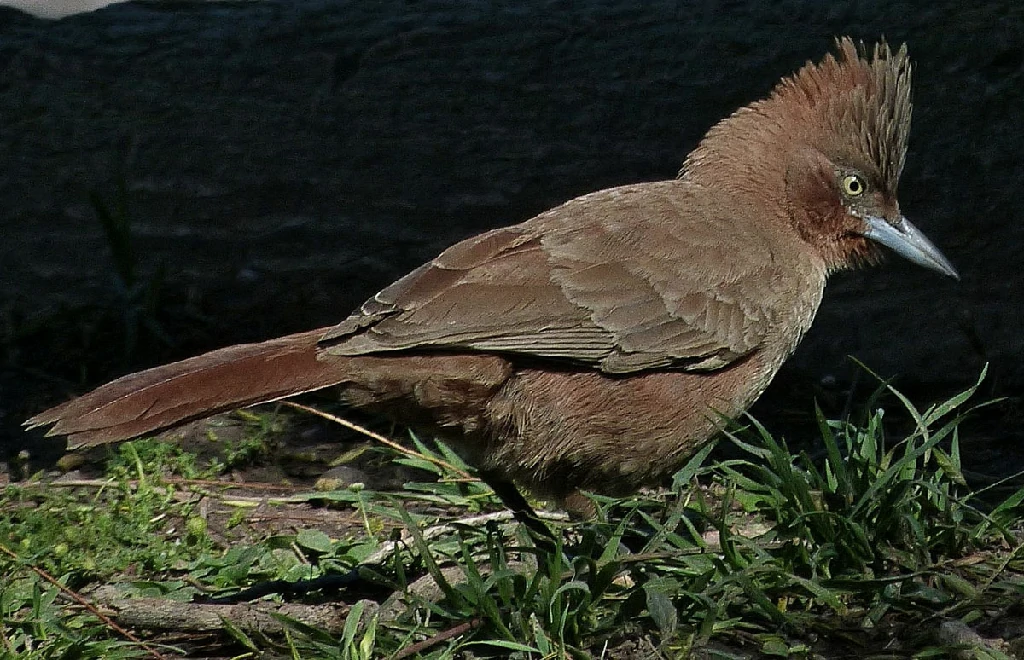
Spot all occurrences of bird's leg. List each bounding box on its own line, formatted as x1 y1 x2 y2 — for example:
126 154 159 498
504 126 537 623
478 470 558 554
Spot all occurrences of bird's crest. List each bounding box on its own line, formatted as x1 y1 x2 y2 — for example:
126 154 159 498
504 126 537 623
683 38 913 195
769 38 913 192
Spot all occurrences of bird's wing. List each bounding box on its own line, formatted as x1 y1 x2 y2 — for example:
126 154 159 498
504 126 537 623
321 182 786 374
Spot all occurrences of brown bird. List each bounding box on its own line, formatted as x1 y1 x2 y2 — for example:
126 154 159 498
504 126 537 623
26 38 957 520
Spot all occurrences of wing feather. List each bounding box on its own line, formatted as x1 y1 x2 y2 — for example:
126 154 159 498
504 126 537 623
321 181 786 374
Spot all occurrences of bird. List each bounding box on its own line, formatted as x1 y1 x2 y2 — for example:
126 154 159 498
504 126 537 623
26 38 957 522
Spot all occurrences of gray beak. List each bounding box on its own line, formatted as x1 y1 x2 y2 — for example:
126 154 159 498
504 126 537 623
863 215 960 280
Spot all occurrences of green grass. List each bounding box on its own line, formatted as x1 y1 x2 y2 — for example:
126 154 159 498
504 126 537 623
2 367 1023 659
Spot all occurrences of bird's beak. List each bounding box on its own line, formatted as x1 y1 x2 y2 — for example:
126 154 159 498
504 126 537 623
862 215 960 280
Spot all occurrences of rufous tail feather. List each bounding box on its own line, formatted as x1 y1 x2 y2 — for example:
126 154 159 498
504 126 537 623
25 328 342 447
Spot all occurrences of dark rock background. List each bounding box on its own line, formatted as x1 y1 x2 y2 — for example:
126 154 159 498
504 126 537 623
1 1 1020 457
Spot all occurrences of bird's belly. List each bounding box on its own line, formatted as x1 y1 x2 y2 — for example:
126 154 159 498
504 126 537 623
480 351 778 500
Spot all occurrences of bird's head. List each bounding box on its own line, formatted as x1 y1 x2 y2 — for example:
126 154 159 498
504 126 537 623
682 38 958 279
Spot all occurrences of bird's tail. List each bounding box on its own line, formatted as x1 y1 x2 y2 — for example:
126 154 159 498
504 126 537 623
25 327 344 447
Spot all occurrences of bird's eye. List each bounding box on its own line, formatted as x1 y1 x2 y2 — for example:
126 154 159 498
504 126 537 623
841 174 866 197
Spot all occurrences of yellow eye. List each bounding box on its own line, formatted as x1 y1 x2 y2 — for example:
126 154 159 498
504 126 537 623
841 174 866 196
